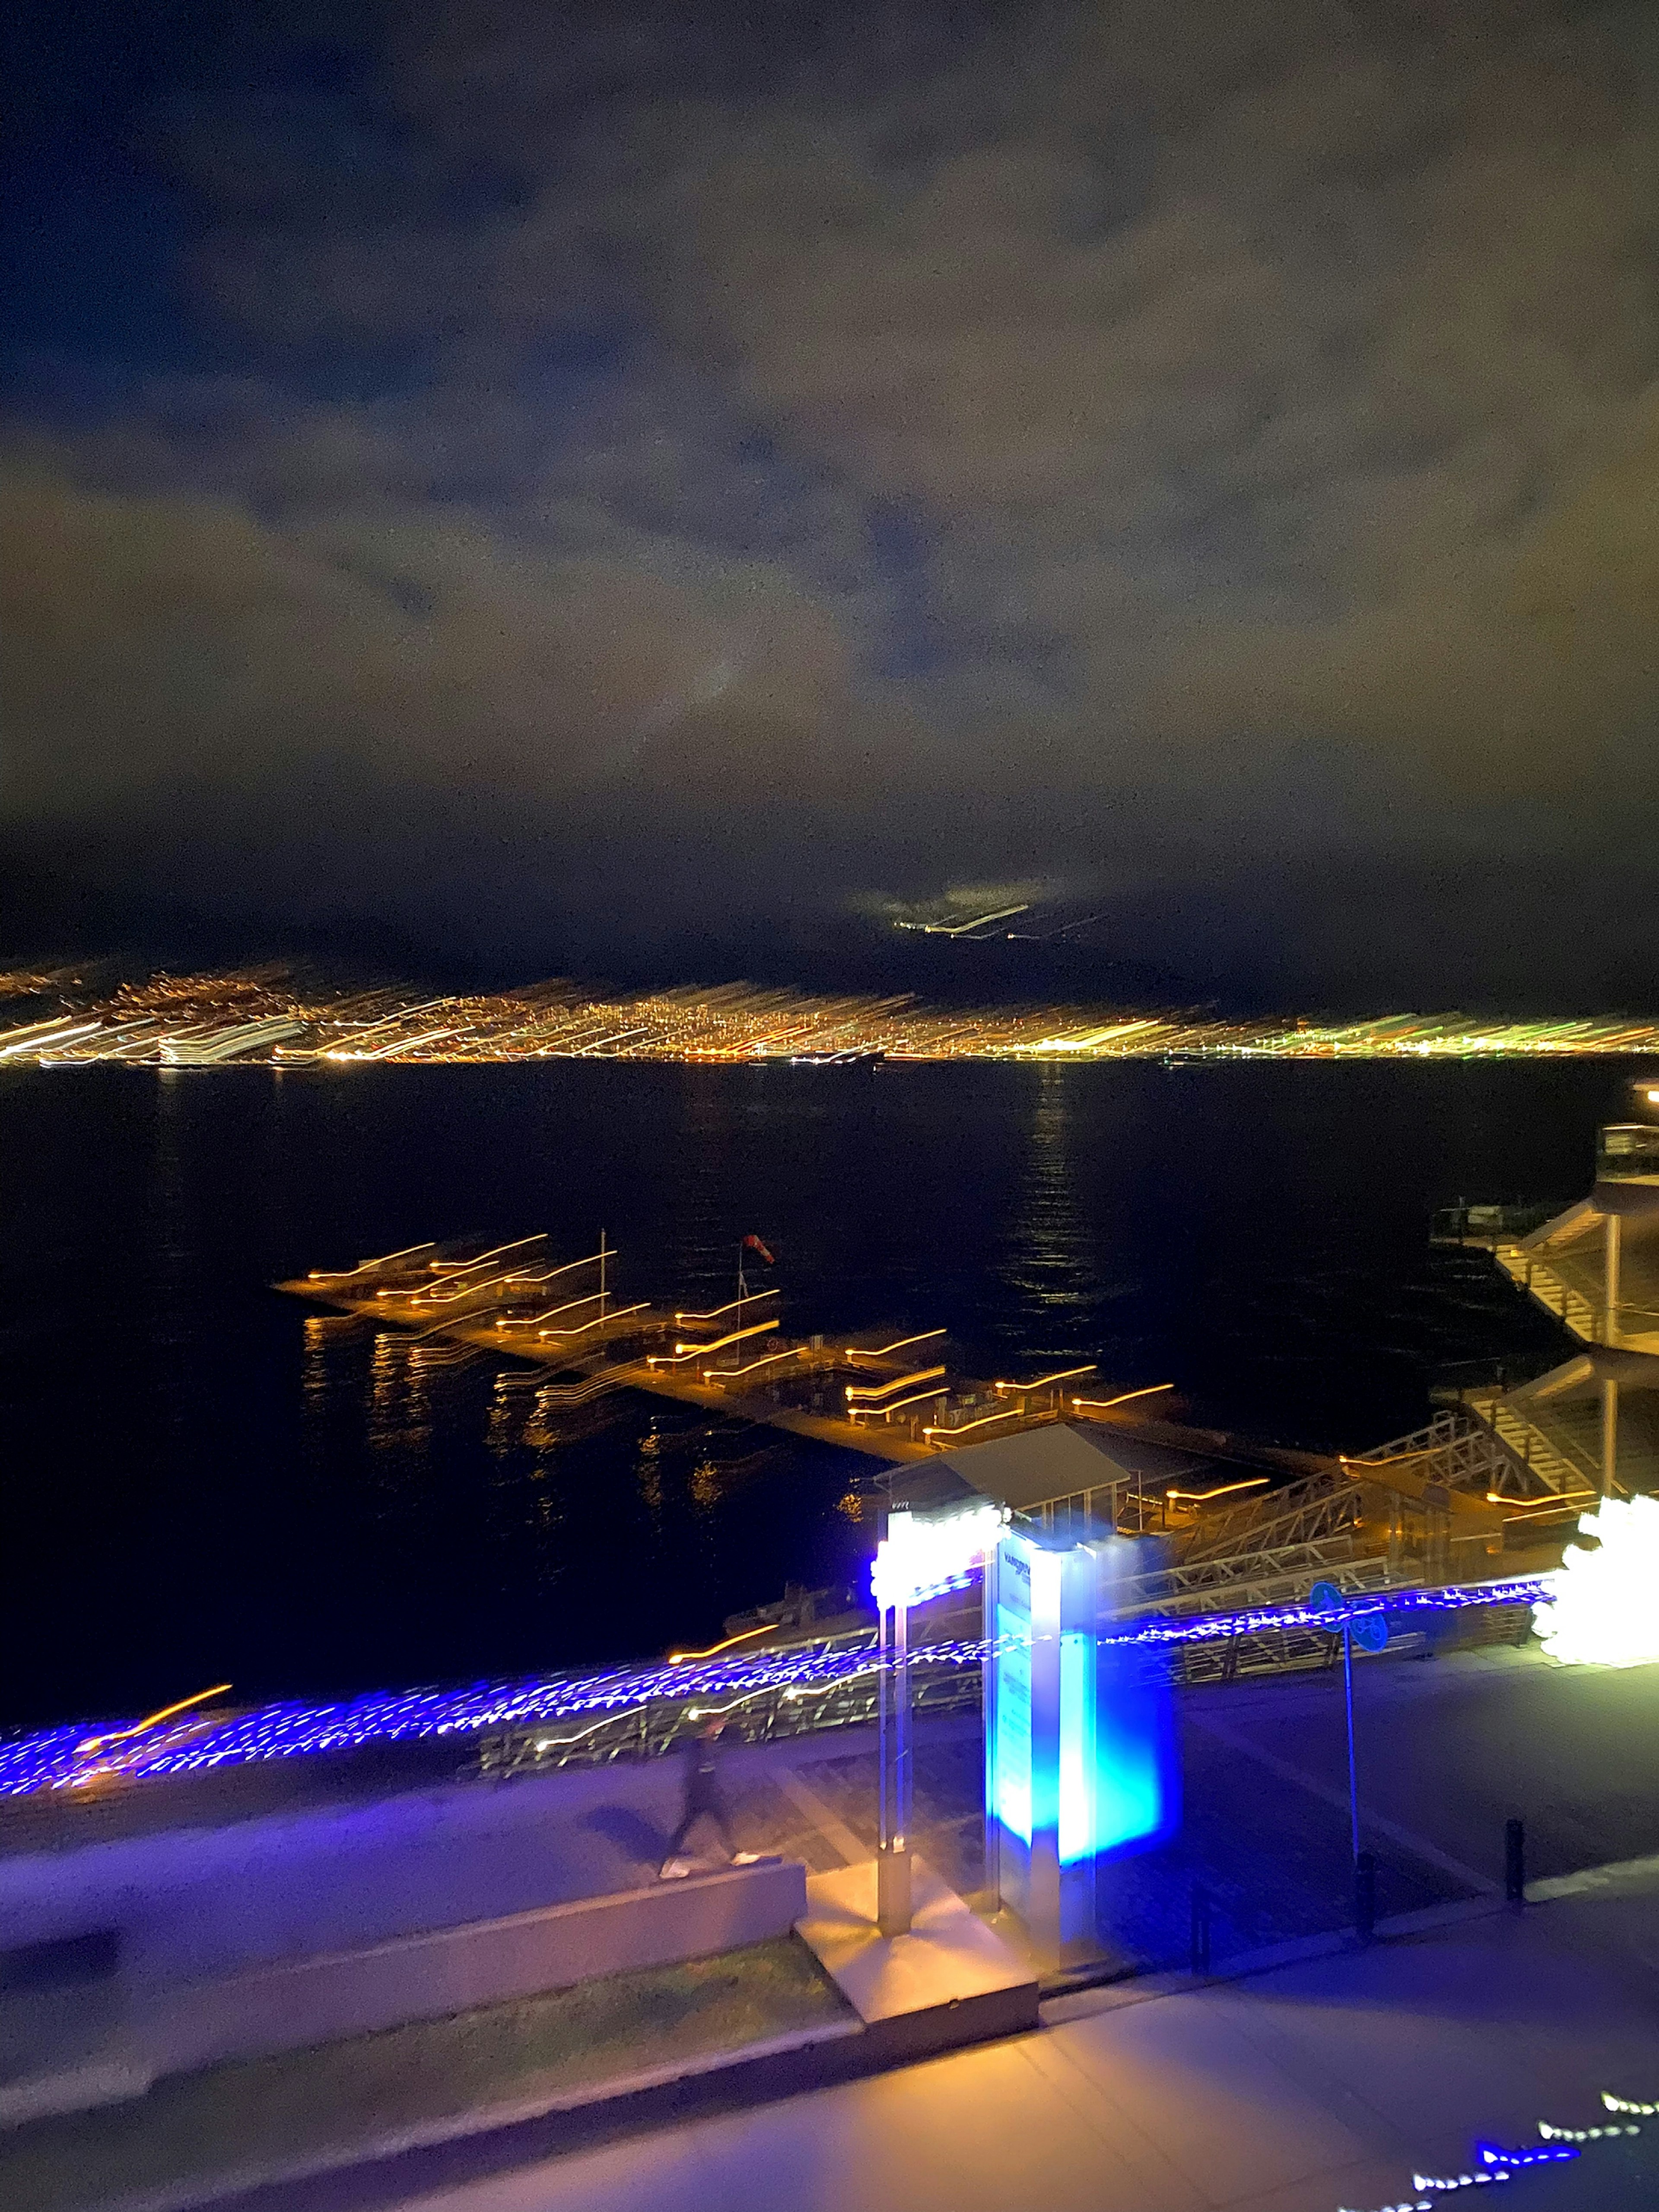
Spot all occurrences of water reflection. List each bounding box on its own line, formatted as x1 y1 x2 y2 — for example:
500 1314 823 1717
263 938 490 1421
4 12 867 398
635 1427 664 1518
3 1055 1606 1719
997 1066 1100 1354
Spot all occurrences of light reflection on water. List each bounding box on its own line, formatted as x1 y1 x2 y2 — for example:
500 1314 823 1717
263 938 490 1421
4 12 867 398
0 1056 1630 1723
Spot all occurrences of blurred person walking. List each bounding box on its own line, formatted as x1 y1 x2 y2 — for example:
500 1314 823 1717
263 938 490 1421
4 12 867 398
661 1720 736 1876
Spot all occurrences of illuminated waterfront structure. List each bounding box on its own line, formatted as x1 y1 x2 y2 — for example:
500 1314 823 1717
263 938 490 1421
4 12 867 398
1440 1117 1659 1502
0 1575 1549 1801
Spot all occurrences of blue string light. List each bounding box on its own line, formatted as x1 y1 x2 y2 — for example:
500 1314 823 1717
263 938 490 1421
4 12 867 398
1339 2094 1640 2210
0 1576 1548 1798
1475 2141 1579 2172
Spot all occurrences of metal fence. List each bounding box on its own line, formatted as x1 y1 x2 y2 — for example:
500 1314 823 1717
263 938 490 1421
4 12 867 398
475 1621 983 1780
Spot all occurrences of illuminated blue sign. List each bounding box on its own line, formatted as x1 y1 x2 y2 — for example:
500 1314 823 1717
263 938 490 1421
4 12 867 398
985 1529 1177 1957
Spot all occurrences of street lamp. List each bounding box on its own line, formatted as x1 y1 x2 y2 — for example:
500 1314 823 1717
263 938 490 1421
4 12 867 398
869 1503 1007 1935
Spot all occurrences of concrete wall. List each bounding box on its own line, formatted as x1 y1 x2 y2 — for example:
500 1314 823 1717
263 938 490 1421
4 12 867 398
143 1857 807 2082
0 1761 699 1989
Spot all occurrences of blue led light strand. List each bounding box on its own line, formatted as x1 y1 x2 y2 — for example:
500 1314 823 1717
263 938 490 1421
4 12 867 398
0 1577 1550 1798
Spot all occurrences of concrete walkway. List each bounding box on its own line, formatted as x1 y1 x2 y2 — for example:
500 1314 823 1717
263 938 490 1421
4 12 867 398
279 1858 1659 2212
9 1642 1659 2065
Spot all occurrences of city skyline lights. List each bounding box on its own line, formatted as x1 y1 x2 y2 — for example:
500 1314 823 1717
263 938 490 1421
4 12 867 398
3 969 1659 1067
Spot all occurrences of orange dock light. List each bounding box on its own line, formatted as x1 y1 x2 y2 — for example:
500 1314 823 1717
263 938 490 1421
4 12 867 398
1071 1382 1175 1411
994 1364 1096 1395
845 1329 947 1362
649 1319 779 1367
845 1365 947 1403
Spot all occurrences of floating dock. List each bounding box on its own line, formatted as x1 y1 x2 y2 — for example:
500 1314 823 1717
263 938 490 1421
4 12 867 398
277 1233 1100 1467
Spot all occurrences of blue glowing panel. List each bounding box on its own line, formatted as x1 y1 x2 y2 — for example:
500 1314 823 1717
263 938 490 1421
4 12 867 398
1092 1635 1176 1858
1058 1629 1094 1863
994 1601 1034 1843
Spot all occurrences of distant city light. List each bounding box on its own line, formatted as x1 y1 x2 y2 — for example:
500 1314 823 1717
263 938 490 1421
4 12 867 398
6 970 1659 1065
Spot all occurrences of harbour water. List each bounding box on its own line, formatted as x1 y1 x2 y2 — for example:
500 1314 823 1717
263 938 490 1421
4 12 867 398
0 1057 1633 1728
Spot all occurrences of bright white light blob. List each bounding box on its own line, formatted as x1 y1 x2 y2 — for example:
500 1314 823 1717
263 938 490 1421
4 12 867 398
1535 1496 1659 1668
870 1503 1007 1612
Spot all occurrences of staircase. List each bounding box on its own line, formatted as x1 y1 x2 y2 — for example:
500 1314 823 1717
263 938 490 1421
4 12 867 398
1464 1392 1595 1498
1177 1465 1361 1565
1343 1410 1510 1497
1493 1244 1605 1343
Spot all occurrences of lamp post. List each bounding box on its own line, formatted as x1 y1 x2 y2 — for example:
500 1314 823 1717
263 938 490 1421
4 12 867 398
1309 1580 1388 1870
1604 1211 1621 1494
870 1502 1006 1939
877 1568 912 1936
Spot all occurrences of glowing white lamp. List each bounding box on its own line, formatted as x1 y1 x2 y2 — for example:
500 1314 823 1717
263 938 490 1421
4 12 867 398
869 1502 1006 1936
1535 1496 1659 1668
869 1503 1007 1613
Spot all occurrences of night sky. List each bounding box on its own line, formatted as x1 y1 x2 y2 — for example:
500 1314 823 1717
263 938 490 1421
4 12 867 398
4 0 1659 1008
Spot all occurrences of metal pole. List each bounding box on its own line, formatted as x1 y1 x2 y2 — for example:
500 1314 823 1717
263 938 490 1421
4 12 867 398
1602 1375 1620 1498
1343 1619 1360 1865
1504 1817 1526 1905
1605 1211 1621 1344
877 1594 913 1935
1354 1850 1377 1944
877 1600 889 1837
1190 1885 1212 1975
598 1229 608 1320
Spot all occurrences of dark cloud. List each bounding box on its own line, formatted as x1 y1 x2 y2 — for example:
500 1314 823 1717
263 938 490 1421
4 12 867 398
3 0 1659 1002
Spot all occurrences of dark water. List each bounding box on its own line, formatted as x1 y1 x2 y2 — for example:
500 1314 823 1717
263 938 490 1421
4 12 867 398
0 1058 1633 1729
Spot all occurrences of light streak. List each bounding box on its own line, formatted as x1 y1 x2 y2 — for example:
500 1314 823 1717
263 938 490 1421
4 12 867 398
845 1365 947 1402
539 1301 648 1338
1490 1489 1599 1514
22 973 1659 1065
897 903 1031 937
76 1684 233 1759
850 1386 949 1420
418 1236 542 1282
845 1330 947 1362
328 1027 459 1060
650 1320 779 1365
1473 2141 1578 2173
1072 1383 1175 1411
1165 1477 1268 1503
308 1242 434 1282
668 1624 773 1664
0 1020 102 1059
407 1267 518 1307
704 1345 806 1381
1538 2120 1640 2141
674 1289 779 1324
0 1576 1549 1798
994 1364 1096 1394
502 1246 611 1287
498 1293 603 1330
923 1405 1025 1441
1339 1447 1437 1468
1025 1019 1163 1052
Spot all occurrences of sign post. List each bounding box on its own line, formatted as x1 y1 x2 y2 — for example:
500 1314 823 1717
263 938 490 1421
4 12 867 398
876 1571 912 1936
1309 1581 1387 1866
985 1529 1176 1964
